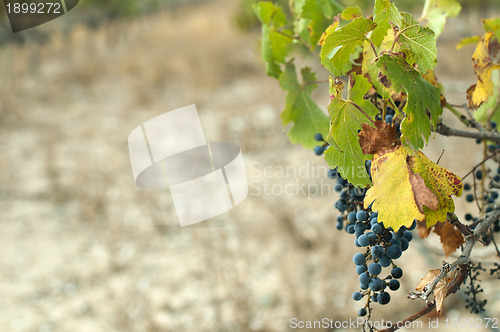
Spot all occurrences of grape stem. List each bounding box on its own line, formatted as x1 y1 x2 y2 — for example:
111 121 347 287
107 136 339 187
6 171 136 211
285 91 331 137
378 208 500 332
349 101 376 125
462 153 497 180
302 79 329 86
444 103 471 126
490 228 500 258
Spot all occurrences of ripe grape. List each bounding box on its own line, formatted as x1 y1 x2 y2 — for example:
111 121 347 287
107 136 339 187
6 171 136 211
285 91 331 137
314 133 324 142
352 291 363 301
358 234 370 247
369 277 383 291
356 265 367 274
391 267 403 279
379 255 392 267
313 145 324 155
385 114 393 124
389 238 402 247
377 291 391 305
400 238 409 251
388 279 400 291
368 262 382 276
371 223 383 234
387 244 402 259
335 199 347 212
358 308 367 316
356 210 368 222
329 169 338 179
371 245 385 259
359 272 371 285
353 253 366 266
348 211 357 222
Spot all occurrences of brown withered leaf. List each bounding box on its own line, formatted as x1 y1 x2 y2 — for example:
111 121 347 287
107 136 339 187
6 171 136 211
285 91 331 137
417 219 432 238
358 120 400 155
466 84 476 109
433 221 465 257
417 220 464 256
415 269 453 314
408 169 439 213
346 52 363 77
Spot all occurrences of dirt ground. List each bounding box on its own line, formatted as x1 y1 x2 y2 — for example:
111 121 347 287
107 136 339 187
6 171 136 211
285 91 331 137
1 1 499 331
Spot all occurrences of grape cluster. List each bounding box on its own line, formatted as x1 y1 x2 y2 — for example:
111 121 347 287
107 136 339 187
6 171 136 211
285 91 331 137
350 212 415 314
313 129 412 315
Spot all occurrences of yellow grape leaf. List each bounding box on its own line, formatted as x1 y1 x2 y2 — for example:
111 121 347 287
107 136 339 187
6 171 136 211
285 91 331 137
362 124 462 231
364 146 425 231
456 36 480 50
468 32 500 108
408 152 463 228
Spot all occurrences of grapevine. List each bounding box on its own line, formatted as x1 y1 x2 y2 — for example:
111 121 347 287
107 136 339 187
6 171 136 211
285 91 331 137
254 0 500 330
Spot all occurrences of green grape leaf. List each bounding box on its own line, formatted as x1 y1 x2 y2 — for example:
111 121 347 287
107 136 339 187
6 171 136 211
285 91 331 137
320 17 376 76
399 12 437 73
419 0 461 37
325 75 379 188
294 0 343 49
279 62 329 149
362 33 398 100
372 0 401 47
253 2 293 78
376 54 442 150
341 6 363 21
482 18 500 41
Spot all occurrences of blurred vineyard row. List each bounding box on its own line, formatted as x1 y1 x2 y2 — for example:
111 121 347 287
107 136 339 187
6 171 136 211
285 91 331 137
235 0 494 30
0 0 211 37
0 0 494 33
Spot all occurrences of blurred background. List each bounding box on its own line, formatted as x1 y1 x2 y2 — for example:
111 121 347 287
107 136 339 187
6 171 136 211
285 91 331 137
1 0 500 331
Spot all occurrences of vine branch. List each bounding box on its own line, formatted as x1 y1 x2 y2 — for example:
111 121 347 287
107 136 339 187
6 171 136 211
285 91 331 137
434 123 500 143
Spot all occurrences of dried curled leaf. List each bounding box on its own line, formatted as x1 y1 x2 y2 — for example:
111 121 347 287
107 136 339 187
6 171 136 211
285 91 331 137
467 32 500 108
409 171 439 213
408 152 463 228
415 269 453 314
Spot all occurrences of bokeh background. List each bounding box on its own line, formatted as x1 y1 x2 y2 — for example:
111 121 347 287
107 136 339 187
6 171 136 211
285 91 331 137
1 0 500 331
